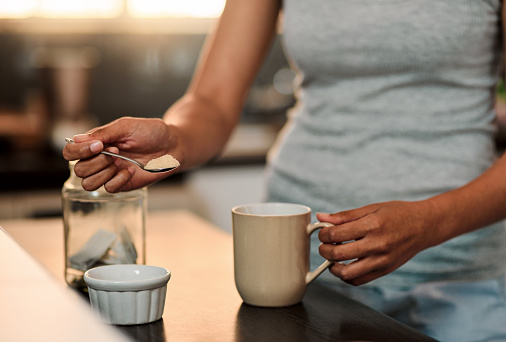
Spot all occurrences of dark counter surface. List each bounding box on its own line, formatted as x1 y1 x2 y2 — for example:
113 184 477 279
2 210 436 342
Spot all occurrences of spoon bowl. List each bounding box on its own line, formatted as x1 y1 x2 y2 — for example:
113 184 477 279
65 138 178 173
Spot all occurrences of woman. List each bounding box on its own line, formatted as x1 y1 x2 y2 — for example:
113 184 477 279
63 1 506 340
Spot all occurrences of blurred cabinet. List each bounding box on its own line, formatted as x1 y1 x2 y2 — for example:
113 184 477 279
0 164 266 235
0 33 291 192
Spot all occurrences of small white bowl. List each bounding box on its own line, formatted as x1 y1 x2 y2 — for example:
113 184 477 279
84 264 171 325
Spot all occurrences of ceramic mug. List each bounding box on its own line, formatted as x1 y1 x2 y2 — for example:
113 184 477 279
231 202 333 307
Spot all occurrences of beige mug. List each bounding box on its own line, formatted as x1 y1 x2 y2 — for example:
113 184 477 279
231 202 333 307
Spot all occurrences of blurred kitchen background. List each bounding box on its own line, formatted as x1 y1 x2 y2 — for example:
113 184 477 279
2 1 506 232
0 0 295 231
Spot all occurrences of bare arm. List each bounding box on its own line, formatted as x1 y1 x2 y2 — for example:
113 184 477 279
424 3 506 242
423 4 506 242
163 0 281 169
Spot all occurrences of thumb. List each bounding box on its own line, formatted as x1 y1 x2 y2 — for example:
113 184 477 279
73 120 128 146
70 133 104 155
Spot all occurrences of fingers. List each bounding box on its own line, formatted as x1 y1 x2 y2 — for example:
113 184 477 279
318 219 393 285
80 162 118 191
78 163 134 193
319 239 368 262
318 220 367 244
316 207 376 243
104 167 135 193
317 210 392 285
328 260 390 286
317 208 370 226
317 201 429 286
72 146 134 192
318 204 384 244
75 147 117 191
73 146 116 175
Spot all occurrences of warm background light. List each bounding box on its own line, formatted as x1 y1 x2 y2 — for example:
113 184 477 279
127 0 225 18
0 0 37 18
37 0 123 18
0 0 226 18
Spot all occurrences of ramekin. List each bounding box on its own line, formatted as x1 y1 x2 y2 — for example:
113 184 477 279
84 264 171 325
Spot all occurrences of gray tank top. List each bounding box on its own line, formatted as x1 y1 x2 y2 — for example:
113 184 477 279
265 0 506 287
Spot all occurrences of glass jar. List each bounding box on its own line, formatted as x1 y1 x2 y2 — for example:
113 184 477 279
62 161 147 292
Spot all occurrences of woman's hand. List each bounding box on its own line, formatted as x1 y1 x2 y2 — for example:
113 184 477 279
62 117 181 193
317 200 440 286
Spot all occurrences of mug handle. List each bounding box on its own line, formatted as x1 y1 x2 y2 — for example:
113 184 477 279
305 222 334 284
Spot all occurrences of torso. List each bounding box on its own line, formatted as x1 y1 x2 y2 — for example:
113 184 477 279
266 0 506 287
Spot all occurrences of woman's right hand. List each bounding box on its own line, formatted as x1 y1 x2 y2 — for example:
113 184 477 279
62 117 182 193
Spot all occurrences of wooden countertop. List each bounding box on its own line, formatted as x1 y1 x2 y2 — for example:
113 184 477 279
1 210 436 342
0 225 131 342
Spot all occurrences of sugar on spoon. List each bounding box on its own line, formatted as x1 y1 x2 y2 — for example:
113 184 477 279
65 138 179 173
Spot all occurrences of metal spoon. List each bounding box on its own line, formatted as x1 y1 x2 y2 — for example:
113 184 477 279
65 138 178 173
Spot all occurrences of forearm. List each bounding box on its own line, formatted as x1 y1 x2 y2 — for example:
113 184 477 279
162 93 239 170
425 4 506 243
426 151 506 247
162 0 281 170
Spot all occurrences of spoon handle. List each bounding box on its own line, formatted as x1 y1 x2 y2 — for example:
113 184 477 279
100 150 145 169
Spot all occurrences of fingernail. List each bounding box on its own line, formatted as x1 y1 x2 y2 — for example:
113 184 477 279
90 141 103 153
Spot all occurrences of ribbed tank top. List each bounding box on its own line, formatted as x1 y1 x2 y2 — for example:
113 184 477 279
265 0 506 287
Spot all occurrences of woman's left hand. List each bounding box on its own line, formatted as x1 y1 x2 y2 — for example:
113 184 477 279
317 200 440 286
